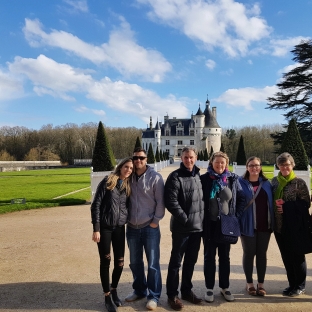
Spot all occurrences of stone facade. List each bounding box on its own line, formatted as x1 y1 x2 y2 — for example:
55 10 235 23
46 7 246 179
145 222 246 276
142 98 222 157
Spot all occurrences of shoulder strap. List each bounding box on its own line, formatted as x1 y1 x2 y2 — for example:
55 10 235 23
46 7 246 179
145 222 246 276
244 181 263 211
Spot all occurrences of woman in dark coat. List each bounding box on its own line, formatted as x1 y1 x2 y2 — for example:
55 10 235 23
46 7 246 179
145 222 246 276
272 152 311 297
91 157 133 312
201 152 245 303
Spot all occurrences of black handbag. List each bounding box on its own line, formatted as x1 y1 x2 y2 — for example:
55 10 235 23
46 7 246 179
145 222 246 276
213 194 241 244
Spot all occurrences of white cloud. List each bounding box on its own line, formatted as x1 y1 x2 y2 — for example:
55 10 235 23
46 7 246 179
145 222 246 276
136 0 272 57
277 63 300 77
86 77 190 123
270 36 310 56
205 59 216 70
6 55 188 124
8 55 93 100
63 0 89 12
75 105 106 116
23 17 172 82
0 69 24 101
214 85 278 110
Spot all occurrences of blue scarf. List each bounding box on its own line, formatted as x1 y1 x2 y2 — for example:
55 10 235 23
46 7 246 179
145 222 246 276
208 166 231 199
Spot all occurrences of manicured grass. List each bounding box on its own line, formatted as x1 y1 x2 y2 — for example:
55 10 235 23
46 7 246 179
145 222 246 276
0 168 91 214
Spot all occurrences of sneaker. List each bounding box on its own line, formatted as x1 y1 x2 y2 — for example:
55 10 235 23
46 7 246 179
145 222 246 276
288 288 305 297
220 288 234 302
125 292 145 302
282 286 294 296
204 289 214 303
168 296 184 311
146 299 157 310
181 290 202 304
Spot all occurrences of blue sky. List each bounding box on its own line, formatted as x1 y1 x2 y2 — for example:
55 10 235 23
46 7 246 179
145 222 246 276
0 0 311 130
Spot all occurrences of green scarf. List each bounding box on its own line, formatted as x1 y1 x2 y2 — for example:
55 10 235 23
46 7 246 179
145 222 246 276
274 170 296 206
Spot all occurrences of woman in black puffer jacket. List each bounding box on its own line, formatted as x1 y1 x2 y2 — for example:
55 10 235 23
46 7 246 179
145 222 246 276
91 157 133 312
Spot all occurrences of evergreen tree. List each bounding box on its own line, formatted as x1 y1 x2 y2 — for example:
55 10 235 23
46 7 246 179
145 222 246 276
220 142 225 153
209 146 214 158
92 121 115 171
267 40 312 130
199 150 204 161
279 119 309 170
134 136 141 150
147 143 155 163
160 149 164 161
236 135 247 165
203 148 209 161
155 146 160 162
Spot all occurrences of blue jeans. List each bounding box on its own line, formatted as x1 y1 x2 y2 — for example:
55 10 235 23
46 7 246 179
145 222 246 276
126 225 162 302
166 232 201 298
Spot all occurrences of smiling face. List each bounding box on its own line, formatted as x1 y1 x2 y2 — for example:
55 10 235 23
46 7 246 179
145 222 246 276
212 156 227 174
181 150 197 171
278 161 294 177
132 151 147 172
247 159 261 180
119 161 133 180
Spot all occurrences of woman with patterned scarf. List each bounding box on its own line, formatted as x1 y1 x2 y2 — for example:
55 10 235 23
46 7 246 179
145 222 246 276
272 152 312 297
200 152 245 303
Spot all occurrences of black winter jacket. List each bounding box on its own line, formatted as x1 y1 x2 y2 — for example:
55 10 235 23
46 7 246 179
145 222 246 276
281 200 312 255
164 163 204 233
91 176 129 232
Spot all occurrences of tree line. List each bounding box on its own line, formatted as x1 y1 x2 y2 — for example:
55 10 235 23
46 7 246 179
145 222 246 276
0 123 141 165
0 122 288 165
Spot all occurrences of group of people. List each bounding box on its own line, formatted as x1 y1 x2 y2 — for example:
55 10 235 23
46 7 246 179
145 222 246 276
90 146 312 312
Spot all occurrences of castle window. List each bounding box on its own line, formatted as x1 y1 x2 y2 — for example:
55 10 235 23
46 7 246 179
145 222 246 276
190 130 194 136
165 130 170 136
177 130 183 136
166 140 170 145
190 140 194 145
178 140 183 145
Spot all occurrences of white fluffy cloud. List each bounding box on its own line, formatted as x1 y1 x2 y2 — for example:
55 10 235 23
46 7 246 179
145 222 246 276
214 85 278 110
6 55 188 123
0 69 24 101
270 36 310 56
8 55 93 100
205 59 216 70
23 17 172 82
136 0 271 57
87 77 189 123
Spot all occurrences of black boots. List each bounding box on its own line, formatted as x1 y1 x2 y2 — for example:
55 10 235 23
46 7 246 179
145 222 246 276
105 295 116 312
110 289 122 307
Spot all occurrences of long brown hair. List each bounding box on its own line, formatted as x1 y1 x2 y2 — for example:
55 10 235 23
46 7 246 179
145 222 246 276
106 157 133 196
242 156 267 181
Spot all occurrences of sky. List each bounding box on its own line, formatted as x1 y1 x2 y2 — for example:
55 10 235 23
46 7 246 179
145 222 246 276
0 0 311 131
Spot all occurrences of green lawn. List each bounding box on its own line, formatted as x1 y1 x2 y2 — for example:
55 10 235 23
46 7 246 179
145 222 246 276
0 168 91 214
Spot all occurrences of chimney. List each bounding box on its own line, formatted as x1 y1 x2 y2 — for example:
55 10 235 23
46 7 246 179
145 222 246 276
150 116 152 130
212 107 216 119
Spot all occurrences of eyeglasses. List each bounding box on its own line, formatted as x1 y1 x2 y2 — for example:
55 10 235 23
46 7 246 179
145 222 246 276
248 164 261 168
279 164 292 168
132 156 147 161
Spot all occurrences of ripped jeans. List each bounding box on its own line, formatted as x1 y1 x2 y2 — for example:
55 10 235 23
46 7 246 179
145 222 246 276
97 225 125 293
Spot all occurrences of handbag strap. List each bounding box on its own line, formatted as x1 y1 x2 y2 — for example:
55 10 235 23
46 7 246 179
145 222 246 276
244 181 263 211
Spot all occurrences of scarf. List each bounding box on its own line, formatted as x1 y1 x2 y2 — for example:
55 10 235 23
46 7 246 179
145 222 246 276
208 166 231 199
274 170 296 205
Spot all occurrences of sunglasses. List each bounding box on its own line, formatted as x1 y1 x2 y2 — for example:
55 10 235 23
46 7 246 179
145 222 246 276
132 156 147 161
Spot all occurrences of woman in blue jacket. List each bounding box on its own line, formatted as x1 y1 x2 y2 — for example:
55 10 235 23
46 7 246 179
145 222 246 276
239 156 274 297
